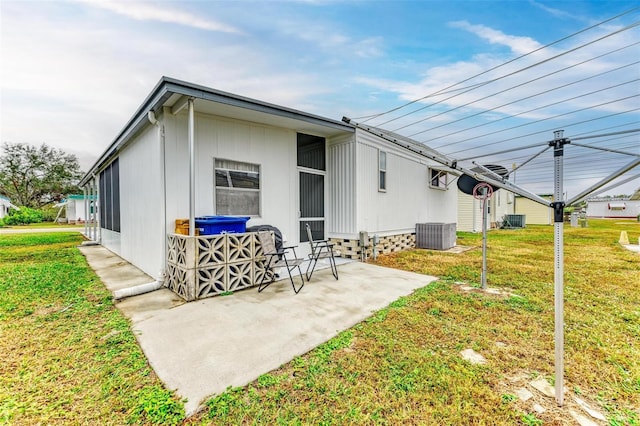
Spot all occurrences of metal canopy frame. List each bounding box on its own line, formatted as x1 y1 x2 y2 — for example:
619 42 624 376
343 116 640 406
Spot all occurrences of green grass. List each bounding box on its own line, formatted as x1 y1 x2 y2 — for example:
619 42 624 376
188 219 640 425
3 220 639 425
0 232 184 425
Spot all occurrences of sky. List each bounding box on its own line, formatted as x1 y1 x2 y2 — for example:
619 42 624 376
1 0 639 198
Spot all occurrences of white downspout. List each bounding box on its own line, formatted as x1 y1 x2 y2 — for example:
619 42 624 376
188 98 196 236
149 110 168 283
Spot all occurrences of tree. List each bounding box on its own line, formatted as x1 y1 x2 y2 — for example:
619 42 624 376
0 142 83 208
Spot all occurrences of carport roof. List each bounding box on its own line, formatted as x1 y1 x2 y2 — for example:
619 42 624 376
80 76 354 186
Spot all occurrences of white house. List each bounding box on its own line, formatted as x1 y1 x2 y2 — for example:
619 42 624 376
587 196 640 219
457 189 514 232
0 195 13 219
55 194 96 224
515 194 553 225
79 77 457 298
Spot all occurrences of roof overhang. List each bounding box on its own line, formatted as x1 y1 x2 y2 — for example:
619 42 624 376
80 77 354 186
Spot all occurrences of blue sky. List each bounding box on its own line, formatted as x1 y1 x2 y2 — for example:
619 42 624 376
1 0 638 196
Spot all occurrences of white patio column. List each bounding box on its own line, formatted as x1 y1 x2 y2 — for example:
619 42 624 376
93 177 99 242
83 186 88 237
188 97 195 236
88 180 94 240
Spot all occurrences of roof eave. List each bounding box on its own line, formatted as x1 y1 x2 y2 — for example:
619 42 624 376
80 77 354 186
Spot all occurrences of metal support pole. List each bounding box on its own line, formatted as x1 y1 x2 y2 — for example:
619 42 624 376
83 186 88 237
88 180 94 240
551 130 568 406
93 178 99 242
481 189 488 289
188 98 196 237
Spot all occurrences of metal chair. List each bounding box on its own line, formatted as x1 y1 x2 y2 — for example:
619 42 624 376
304 223 339 281
256 231 305 294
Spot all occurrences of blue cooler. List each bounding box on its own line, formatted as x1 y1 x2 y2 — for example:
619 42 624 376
195 216 250 235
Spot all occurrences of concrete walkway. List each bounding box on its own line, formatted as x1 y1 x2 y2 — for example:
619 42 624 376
0 226 84 234
78 245 437 416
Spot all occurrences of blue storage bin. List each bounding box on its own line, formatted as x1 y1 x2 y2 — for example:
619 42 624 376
195 216 250 235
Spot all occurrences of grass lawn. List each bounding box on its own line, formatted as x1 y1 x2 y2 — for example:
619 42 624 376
1 220 638 425
189 219 639 425
0 232 184 425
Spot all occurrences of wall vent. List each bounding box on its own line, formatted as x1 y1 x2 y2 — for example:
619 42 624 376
416 223 456 250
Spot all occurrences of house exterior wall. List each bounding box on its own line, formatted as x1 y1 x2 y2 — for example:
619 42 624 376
90 91 459 282
0 196 10 219
353 130 457 237
115 124 164 278
166 111 306 247
457 192 479 232
515 196 552 225
66 198 91 222
587 199 640 218
458 188 515 233
327 134 357 237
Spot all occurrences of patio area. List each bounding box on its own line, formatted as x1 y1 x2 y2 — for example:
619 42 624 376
79 244 438 416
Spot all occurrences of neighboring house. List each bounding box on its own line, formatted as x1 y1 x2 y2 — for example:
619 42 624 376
55 194 96 223
79 77 458 288
0 195 13 219
515 194 553 225
586 196 640 219
457 189 514 232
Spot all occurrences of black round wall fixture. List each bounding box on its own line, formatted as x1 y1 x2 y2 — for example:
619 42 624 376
457 164 509 195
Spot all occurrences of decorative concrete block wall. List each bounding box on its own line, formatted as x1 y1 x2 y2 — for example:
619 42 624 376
330 232 416 260
166 232 268 301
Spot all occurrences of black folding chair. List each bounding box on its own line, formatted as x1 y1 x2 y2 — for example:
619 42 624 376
304 223 338 281
256 231 305 294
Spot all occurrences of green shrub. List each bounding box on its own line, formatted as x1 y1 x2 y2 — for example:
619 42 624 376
3 207 44 225
39 205 58 222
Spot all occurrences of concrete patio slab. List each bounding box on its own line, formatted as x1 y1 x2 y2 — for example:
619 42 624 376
78 244 437 416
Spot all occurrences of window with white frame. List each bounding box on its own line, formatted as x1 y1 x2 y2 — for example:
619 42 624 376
429 168 447 189
214 159 260 216
379 150 387 192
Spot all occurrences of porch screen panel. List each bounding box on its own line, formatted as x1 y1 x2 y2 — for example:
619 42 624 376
103 164 112 230
99 171 106 226
297 133 325 170
111 159 120 232
99 158 121 232
299 172 323 218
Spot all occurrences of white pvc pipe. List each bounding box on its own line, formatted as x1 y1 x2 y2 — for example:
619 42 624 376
113 281 162 300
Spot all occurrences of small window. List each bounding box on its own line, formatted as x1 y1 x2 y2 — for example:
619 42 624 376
214 159 260 216
429 168 447 189
379 151 387 192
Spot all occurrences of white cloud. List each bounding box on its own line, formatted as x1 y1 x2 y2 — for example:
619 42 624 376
78 0 244 34
276 19 384 58
449 21 542 55
0 1 342 165
528 0 585 21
